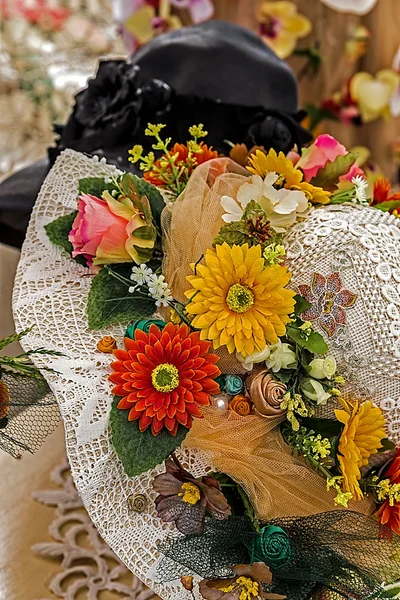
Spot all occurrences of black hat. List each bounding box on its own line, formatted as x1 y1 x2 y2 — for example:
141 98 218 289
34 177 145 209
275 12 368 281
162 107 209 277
1 20 311 247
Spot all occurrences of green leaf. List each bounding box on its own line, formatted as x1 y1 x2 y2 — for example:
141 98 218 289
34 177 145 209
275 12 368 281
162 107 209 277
303 102 338 133
305 332 328 355
110 396 189 477
293 294 312 317
211 472 260 532
373 200 400 213
87 264 156 330
120 173 165 228
78 177 116 197
310 152 358 192
286 325 307 348
273 370 293 384
379 438 396 453
45 212 88 267
286 325 328 355
237 484 260 533
300 417 343 438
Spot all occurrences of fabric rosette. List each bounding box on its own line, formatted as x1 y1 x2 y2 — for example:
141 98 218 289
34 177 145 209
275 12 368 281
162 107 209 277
251 525 292 569
246 368 287 418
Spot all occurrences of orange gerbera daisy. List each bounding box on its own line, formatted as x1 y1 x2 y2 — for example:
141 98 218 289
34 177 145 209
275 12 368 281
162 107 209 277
371 177 400 216
109 323 220 436
376 448 400 536
144 142 219 186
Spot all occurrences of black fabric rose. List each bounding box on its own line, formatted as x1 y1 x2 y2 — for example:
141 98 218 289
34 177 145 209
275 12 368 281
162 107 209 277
74 60 141 128
59 60 143 156
53 61 173 170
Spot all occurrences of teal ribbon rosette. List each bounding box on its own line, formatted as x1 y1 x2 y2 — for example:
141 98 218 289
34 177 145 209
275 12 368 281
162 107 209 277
251 524 292 569
125 318 166 338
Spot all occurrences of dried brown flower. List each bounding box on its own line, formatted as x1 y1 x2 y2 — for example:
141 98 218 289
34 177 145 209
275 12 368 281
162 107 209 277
199 562 285 600
229 144 266 168
152 456 231 535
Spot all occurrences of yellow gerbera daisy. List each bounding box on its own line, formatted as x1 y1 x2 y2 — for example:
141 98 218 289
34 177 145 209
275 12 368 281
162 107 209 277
292 181 331 205
247 149 331 205
248 149 302 186
184 243 295 357
335 398 386 501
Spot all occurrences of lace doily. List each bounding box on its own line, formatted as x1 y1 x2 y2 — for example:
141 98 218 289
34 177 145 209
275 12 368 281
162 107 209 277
12 150 400 600
283 205 400 440
12 150 213 600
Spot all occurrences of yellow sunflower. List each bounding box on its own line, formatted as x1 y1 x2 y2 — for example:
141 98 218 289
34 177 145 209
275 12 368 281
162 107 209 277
247 149 331 205
335 398 386 501
185 243 295 357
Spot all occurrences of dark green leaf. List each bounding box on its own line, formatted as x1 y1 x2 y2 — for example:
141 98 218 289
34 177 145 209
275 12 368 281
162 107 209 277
301 417 343 438
237 484 260 533
78 177 116 197
303 102 339 133
310 153 358 192
373 200 400 213
110 396 189 477
273 370 293 384
87 264 156 330
293 294 312 317
379 438 396 453
45 212 88 267
210 472 259 531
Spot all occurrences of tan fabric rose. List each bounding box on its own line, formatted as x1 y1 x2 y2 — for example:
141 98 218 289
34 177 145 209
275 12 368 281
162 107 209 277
246 368 287 417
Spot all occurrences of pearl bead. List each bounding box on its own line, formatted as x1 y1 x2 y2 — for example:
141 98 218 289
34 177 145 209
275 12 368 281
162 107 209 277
212 394 229 414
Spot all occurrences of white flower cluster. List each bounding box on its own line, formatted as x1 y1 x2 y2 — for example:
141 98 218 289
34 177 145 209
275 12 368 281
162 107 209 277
129 264 173 308
351 175 369 206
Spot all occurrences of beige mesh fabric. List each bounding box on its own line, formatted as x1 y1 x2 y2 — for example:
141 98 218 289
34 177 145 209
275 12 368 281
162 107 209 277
161 157 249 303
161 158 250 373
185 407 374 520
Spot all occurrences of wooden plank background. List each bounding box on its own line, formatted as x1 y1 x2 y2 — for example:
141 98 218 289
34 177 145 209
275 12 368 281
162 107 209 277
211 0 400 178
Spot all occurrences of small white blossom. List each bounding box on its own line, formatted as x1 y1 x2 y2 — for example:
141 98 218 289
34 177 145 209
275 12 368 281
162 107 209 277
130 264 153 285
147 273 173 307
351 175 369 205
128 286 135 294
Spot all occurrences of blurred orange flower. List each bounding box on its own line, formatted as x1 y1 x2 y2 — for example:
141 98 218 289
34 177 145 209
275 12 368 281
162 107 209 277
144 142 218 186
376 449 400 536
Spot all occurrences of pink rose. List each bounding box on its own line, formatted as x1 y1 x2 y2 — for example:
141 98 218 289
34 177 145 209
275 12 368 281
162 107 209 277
297 134 364 182
69 192 155 272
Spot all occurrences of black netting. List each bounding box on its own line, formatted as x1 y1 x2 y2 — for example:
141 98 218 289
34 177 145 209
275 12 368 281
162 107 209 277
157 511 400 600
0 373 59 458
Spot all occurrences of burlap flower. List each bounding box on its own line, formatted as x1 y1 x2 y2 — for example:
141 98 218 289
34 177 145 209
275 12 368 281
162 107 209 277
246 368 287 417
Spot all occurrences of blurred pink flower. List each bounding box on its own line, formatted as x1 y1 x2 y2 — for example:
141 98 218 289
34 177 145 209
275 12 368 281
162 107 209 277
69 192 154 272
170 0 214 23
297 134 364 182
